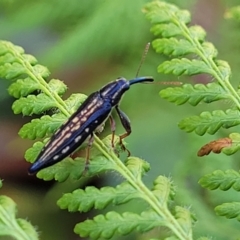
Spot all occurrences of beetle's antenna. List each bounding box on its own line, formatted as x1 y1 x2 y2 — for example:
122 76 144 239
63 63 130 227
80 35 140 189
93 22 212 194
134 43 182 86
135 42 150 78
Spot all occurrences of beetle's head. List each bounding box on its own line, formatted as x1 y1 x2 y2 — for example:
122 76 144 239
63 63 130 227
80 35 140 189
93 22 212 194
99 77 153 106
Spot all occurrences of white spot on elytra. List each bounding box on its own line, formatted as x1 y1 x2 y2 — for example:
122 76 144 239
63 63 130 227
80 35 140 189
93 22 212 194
53 155 59 160
85 128 89 133
62 146 70 154
94 120 98 124
75 135 82 143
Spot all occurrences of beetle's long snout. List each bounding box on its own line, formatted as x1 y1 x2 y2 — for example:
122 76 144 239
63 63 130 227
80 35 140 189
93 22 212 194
129 76 154 85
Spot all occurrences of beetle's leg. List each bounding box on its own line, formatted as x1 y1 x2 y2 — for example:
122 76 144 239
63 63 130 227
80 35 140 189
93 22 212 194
82 133 94 175
109 115 120 156
115 105 132 156
109 115 116 148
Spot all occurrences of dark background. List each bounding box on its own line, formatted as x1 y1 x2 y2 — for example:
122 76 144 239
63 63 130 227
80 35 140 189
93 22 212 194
1 0 240 239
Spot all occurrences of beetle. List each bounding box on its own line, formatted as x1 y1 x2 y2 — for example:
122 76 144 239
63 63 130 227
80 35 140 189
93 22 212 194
28 76 154 174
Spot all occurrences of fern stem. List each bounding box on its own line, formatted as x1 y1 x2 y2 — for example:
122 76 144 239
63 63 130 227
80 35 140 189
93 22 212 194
93 136 191 240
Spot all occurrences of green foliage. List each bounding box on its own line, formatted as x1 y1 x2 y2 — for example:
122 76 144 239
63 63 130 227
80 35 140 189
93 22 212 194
199 169 240 191
143 0 240 230
179 110 240 136
57 182 140 211
0 181 38 240
74 211 162 239
19 114 66 139
0 36 195 239
215 202 240 221
161 82 230 106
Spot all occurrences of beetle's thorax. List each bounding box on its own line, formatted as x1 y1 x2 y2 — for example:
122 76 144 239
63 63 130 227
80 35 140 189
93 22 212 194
99 77 130 106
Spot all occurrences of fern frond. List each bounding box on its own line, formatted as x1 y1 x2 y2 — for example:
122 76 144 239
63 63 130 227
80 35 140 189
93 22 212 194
57 182 139 212
160 83 229 106
179 110 240 136
199 169 240 191
174 206 193 236
8 77 40 98
143 1 240 143
144 1 232 85
124 156 150 178
74 210 164 239
153 38 195 56
215 202 240 221
19 114 65 139
0 41 68 116
158 59 212 76
12 94 56 115
8 78 67 99
152 176 175 204
143 1 240 232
